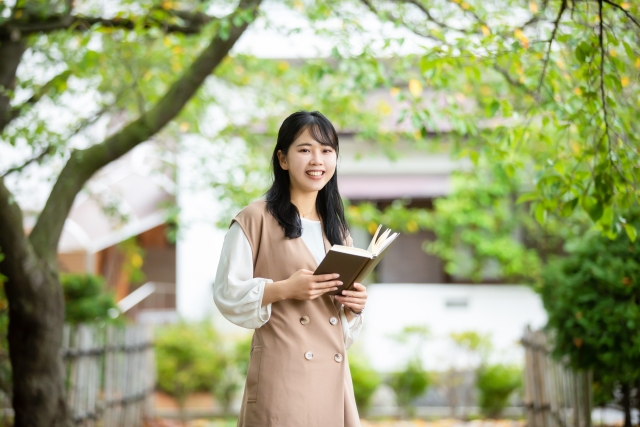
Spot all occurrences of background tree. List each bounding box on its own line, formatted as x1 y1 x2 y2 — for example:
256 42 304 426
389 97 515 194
540 207 640 427
0 1 262 425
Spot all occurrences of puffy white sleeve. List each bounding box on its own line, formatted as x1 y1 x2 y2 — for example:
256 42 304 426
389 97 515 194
339 305 364 349
213 221 272 329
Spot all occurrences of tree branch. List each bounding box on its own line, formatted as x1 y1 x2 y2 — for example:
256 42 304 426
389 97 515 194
536 0 567 97
493 65 535 96
602 0 640 29
402 0 473 33
0 39 27 134
0 145 56 179
0 8 217 39
2 70 72 132
360 0 441 41
28 0 263 261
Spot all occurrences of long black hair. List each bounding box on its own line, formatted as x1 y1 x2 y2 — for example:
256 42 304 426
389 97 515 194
265 111 349 246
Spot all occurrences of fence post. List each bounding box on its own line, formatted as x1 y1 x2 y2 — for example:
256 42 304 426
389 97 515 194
61 323 154 426
522 328 592 427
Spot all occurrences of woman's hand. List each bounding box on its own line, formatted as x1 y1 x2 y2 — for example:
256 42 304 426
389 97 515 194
335 282 367 316
262 270 341 306
285 269 342 301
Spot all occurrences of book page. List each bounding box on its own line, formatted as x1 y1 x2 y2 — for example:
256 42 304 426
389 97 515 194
366 224 382 253
331 245 374 258
373 228 392 254
373 232 399 255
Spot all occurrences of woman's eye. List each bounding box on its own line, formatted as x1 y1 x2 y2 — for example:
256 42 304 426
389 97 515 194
300 149 310 153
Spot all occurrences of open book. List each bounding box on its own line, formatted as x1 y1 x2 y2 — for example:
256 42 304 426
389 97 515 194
314 225 400 296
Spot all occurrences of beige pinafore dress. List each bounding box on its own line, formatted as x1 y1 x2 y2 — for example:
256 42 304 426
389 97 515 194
231 200 360 427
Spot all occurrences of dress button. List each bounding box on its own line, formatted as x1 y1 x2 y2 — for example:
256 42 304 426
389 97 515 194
329 316 338 325
334 353 343 363
300 316 310 325
305 351 314 360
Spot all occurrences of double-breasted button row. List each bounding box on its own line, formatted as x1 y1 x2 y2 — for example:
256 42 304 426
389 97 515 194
300 315 339 326
303 351 343 363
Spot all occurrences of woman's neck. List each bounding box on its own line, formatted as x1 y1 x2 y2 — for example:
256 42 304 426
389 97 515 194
290 187 319 220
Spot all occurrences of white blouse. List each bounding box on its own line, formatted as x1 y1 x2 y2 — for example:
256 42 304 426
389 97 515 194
213 218 364 349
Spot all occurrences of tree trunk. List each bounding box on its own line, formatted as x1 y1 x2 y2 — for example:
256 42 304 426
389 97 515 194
7 269 68 427
622 383 632 427
0 2 261 426
0 177 69 427
636 380 640 427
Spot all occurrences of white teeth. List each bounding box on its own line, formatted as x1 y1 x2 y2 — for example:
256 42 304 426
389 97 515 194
307 171 323 176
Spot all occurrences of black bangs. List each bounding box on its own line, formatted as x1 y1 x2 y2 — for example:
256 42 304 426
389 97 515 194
299 121 339 152
264 110 349 246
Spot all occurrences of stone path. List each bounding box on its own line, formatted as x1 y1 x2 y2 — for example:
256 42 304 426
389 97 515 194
147 418 527 427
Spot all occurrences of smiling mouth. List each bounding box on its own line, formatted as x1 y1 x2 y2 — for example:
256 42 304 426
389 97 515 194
306 171 325 177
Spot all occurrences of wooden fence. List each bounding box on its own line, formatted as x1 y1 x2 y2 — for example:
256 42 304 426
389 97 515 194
63 323 155 427
522 327 592 427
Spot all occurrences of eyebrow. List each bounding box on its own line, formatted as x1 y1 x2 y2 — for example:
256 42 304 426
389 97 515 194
296 142 333 148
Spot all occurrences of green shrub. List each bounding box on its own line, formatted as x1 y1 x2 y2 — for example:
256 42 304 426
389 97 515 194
61 273 120 324
389 358 430 418
476 364 522 418
539 207 640 421
348 353 381 413
155 321 227 409
212 334 252 413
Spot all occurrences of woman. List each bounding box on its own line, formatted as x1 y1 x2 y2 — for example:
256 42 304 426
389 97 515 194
213 110 368 427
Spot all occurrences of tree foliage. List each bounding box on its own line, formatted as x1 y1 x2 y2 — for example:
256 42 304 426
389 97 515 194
540 207 640 422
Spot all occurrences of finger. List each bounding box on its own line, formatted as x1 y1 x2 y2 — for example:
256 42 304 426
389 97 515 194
341 289 366 297
313 280 343 289
300 269 314 275
352 282 364 291
341 301 364 311
314 273 340 282
336 296 365 304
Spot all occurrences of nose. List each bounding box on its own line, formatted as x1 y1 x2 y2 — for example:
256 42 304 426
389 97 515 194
310 151 323 165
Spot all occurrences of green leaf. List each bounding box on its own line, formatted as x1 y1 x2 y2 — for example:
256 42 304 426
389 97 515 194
624 224 637 242
488 100 500 117
535 203 546 225
623 41 634 60
587 202 604 222
516 192 538 204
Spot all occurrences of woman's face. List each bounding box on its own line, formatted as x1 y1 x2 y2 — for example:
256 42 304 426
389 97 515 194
277 127 337 194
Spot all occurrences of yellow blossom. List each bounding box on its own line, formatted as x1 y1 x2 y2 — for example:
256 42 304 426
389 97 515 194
481 25 490 36
131 254 143 268
378 101 392 115
529 1 539 12
278 61 290 71
179 122 190 132
621 76 630 87
573 87 582 96
514 29 529 49
408 79 423 97
390 87 400 97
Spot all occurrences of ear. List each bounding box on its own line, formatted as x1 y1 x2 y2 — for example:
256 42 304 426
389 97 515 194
277 150 289 170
